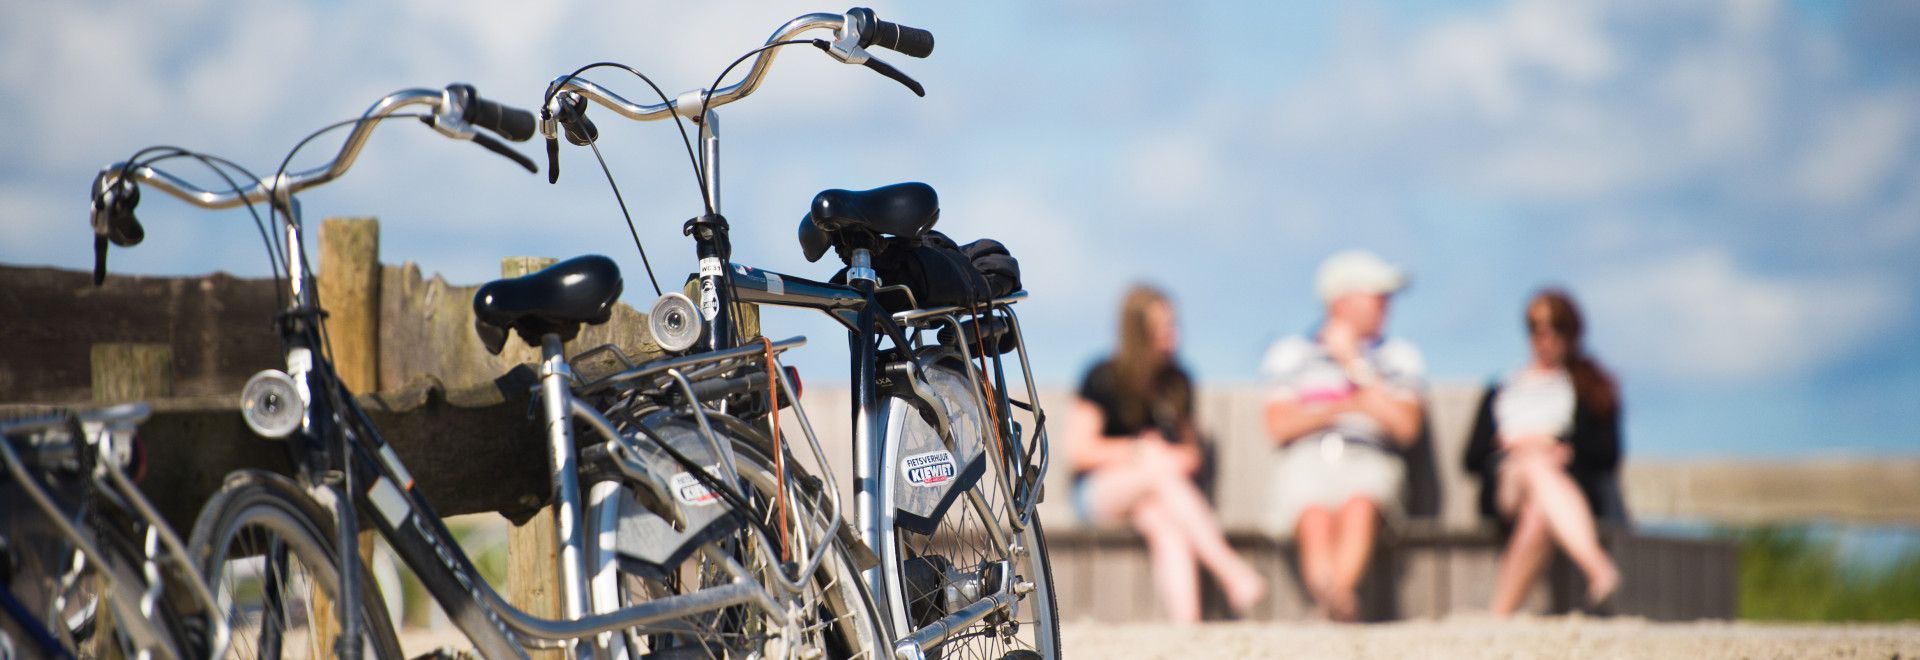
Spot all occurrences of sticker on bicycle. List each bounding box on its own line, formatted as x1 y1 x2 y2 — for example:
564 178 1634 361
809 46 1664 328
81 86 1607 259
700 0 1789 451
903 450 957 488
671 466 723 506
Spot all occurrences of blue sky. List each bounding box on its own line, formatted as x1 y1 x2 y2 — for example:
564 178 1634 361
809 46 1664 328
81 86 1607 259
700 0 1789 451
1 1 1915 459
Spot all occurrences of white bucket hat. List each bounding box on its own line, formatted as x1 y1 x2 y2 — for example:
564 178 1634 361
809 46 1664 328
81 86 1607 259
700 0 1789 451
1315 250 1408 302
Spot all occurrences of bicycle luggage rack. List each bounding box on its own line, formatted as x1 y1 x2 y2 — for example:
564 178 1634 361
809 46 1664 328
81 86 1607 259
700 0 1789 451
890 292 1051 530
566 336 853 593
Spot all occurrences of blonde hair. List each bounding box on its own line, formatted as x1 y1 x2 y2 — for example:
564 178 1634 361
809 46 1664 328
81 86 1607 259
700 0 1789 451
1111 285 1191 432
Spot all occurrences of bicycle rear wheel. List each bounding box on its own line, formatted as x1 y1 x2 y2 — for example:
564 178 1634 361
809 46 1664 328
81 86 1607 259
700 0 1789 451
188 470 403 659
589 414 884 659
885 360 1060 660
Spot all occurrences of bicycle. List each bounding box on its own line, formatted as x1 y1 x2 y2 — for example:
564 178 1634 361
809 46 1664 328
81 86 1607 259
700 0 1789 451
88 82 875 658
1 403 227 659
541 8 1060 659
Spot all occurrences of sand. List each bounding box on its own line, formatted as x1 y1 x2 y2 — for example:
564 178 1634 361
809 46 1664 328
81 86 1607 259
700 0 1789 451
1059 616 1920 659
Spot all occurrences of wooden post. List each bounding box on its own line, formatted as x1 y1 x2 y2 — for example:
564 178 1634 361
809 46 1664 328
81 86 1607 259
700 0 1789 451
80 343 167 656
318 217 382 649
320 217 381 394
90 343 172 403
502 256 563 660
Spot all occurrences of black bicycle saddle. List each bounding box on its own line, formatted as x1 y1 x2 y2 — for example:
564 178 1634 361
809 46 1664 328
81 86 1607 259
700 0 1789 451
473 254 622 354
799 182 939 262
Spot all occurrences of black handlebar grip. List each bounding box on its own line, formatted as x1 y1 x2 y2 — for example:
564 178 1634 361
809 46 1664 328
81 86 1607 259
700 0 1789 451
464 93 537 142
871 20 934 58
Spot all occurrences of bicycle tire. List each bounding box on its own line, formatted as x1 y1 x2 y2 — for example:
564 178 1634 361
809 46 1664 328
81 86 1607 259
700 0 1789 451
885 360 1061 660
187 470 403 660
587 414 885 659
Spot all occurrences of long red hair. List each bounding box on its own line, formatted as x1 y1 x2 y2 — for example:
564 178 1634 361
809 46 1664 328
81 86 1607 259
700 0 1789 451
1531 289 1619 417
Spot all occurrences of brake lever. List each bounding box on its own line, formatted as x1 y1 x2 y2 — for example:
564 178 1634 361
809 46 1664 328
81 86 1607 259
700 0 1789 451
861 55 925 97
472 132 539 173
89 176 145 285
93 235 110 285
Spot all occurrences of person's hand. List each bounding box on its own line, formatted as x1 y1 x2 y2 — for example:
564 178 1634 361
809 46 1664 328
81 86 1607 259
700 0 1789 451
1322 321 1363 365
1136 431 1199 475
1552 442 1573 466
1500 433 1559 453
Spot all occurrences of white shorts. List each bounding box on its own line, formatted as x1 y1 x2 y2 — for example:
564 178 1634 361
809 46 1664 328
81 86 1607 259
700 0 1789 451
1264 435 1405 536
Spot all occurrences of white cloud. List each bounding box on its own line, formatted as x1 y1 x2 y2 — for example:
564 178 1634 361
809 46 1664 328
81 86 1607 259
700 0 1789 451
1795 91 1918 207
1584 249 1905 382
1121 130 1222 211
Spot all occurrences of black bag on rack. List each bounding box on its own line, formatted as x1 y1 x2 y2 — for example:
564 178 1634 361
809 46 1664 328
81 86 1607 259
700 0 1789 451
833 230 994 309
959 238 1020 299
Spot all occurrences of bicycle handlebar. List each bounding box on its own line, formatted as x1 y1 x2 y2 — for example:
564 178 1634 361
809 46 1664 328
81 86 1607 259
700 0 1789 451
88 84 537 284
94 85 532 212
542 8 933 129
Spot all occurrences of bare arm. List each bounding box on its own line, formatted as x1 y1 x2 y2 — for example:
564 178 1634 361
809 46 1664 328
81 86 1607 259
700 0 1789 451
1349 384 1423 447
1067 399 1137 473
1265 397 1348 446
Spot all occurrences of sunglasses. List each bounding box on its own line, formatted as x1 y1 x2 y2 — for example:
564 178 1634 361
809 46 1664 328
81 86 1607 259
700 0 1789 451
1527 318 1562 337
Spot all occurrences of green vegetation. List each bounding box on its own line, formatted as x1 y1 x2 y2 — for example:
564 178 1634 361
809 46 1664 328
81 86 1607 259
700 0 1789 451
1733 526 1920 622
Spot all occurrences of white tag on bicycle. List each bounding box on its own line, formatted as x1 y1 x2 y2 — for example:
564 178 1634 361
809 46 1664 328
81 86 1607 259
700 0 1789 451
902 450 957 488
765 272 784 296
368 476 412 528
670 465 722 506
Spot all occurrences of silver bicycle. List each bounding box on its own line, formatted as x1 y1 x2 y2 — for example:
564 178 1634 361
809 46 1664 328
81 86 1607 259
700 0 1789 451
543 8 1060 659
1 404 229 659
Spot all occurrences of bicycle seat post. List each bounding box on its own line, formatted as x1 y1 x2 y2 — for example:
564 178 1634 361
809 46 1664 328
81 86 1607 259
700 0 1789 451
537 332 592 656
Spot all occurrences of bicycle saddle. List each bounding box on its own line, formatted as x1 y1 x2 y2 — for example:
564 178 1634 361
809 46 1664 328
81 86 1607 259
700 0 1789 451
799 182 939 262
473 255 623 354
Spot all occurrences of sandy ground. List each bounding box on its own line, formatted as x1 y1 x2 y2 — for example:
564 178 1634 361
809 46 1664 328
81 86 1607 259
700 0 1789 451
398 616 1920 658
1059 616 1920 659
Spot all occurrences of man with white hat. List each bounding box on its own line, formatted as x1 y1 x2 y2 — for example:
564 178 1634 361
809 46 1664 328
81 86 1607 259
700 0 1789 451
1259 249 1426 621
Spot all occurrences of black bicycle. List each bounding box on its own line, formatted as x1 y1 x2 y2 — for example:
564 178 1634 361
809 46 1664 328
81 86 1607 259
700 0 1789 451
542 7 1060 659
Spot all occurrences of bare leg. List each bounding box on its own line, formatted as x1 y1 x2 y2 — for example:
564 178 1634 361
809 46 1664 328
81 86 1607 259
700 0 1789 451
1514 456 1620 603
1133 499 1201 623
1490 501 1553 616
1323 496 1377 621
1140 474 1267 609
1293 506 1337 617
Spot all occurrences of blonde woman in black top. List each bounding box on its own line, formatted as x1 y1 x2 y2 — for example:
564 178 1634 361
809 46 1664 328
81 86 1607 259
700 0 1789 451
1067 285 1265 623
1465 289 1623 615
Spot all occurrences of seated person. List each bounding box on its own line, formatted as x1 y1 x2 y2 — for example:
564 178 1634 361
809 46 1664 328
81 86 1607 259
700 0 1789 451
1464 289 1622 615
1262 250 1425 621
1067 285 1265 623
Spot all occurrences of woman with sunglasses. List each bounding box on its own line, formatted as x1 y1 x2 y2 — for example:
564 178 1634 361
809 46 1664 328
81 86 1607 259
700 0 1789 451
1465 289 1623 615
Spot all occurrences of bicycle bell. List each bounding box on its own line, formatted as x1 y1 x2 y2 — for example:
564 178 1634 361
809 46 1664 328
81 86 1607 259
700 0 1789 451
240 369 304 439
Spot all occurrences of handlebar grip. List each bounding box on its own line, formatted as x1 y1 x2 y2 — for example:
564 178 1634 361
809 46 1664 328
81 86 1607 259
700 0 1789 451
870 20 934 58
464 93 537 142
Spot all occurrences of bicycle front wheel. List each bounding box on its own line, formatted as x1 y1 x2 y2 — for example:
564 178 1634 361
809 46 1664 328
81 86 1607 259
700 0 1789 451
188 470 403 659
